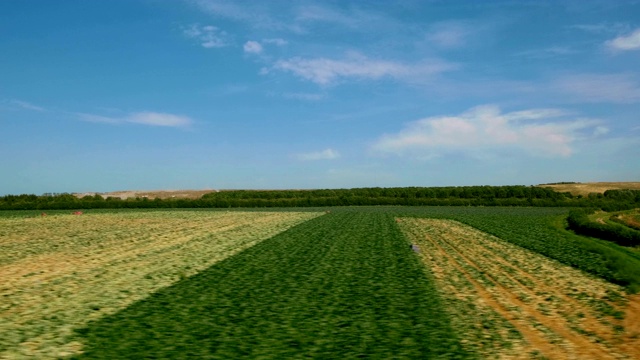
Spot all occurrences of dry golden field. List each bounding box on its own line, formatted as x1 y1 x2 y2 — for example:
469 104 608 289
398 218 640 360
538 182 640 197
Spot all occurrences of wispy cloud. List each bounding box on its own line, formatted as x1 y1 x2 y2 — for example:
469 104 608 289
570 22 630 34
426 21 472 49
282 92 325 101
190 0 396 35
295 148 341 161
606 28 640 51
294 4 385 30
268 52 456 86
128 112 192 127
77 112 193 128
76 113 120 124
371 105 604 158
555 73 640 103
262 38 287 46
189 0 302 32
514 46 576 59
295 4 356 26
8 99 46 112
183 24 228 48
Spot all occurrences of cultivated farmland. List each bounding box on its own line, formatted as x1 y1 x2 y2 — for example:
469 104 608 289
72 212 467 359
398 218 640 359
0 211 321 359
1 207 640 359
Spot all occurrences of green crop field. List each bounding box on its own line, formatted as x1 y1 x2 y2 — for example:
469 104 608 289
2 207 639 359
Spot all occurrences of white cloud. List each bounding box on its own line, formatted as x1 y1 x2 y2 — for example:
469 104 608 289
183 24 228 48
555 73 640 103
269 52 456 85
295 148 341 161
77 112 193 128
243 40 263 54
372 105 604 158
606 28 640 51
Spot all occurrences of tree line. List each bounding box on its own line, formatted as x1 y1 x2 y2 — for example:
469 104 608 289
1 186 639 211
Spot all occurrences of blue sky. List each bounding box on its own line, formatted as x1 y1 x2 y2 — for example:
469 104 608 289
1 0 639 195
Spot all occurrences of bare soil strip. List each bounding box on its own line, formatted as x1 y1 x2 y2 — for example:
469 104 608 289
398 218 640 360
0 211 321 359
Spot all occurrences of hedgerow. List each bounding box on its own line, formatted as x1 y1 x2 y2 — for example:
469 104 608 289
567 209 640 247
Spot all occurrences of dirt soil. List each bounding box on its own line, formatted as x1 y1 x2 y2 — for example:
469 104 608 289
538 182 640 197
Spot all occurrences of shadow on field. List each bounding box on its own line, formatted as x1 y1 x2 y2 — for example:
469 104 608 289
72 212 469 359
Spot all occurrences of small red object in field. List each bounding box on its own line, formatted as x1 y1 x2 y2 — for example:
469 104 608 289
73 211 83 215
41 213 47 216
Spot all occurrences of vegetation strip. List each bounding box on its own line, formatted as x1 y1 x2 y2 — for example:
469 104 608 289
73 212 469 359
0 211 320 359
398 218 640 359
568 208 640 247
2 186 639 210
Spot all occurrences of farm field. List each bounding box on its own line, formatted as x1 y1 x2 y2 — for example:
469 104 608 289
0 210 321 359
392 206 640 291
538 182 640 197
73 211 466 359
2 207 640 359
398 218 640 359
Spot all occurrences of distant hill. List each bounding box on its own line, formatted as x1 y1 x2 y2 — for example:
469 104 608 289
538 182 640 197
74 189 215 200
76 183 640 200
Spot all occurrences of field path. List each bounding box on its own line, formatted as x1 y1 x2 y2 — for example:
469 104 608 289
0 211 321 359
398 218 639 359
